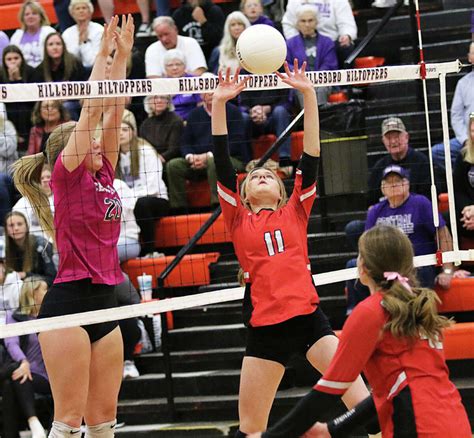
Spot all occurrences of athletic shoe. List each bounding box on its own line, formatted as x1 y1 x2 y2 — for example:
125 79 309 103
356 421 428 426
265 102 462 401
123 360 140 379
136 23 153 38
141 251 165 259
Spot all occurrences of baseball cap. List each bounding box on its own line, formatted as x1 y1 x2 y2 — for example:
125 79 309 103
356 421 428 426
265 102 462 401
381 117 406 136
382 165 410 180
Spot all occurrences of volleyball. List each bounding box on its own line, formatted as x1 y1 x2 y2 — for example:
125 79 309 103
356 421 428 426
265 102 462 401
236 24 287 75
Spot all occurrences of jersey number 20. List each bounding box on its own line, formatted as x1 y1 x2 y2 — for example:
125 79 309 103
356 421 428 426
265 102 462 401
264 230 285 256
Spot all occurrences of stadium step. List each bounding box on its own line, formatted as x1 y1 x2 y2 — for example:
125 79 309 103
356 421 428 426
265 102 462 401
400 39 472 64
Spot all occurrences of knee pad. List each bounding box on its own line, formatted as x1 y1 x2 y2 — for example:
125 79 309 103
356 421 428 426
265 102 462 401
48 421 81 437
85 420 116 438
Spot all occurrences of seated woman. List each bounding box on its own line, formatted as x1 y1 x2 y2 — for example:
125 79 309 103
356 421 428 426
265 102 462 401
240 0 274 27
163 49 202 121
9 1 55 68
454 113 474 253
117 112 170 258
4 211 56 286
27 101 70 155
31 32 87 120
3 276 51 438
0 102 18 177
286 5 337 105
139 95 184 165
0 45 35 149
0 240 22 325
208 11 250 74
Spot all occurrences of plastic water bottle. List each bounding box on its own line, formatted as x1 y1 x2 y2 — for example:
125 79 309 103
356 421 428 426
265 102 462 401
137 273 153 301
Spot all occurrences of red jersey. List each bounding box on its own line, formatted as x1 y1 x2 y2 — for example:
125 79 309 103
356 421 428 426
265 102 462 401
314 292 471 438
217 169 319 327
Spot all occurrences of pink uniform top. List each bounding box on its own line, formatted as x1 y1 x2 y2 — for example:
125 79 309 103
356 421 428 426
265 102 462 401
52 154 124 285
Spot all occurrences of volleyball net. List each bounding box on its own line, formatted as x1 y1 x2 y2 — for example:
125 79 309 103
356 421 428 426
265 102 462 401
1 59 473 340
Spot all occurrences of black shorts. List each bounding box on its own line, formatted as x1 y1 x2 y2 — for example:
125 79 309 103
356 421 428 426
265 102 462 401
38 278 118 343
245 307 335 366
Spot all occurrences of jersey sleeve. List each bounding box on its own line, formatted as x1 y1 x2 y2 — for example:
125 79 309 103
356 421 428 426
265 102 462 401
314 296 387 395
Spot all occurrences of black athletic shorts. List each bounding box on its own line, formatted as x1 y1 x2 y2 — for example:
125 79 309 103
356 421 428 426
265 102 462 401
38 278 118 343
245 307 335 366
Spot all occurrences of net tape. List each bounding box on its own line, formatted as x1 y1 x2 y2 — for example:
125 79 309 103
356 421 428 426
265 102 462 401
0 61 462 103
1 250 472 339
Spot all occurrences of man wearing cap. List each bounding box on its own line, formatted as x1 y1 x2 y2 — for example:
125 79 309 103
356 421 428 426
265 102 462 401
345 164 468 313
367 116 431 207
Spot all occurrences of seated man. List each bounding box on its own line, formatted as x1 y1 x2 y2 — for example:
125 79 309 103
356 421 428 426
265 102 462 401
432 42 474 170
145 16 207 78
346 165 468 313
166 87 249 212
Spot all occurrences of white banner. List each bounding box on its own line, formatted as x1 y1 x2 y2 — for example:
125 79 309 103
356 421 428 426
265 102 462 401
0 61 461 103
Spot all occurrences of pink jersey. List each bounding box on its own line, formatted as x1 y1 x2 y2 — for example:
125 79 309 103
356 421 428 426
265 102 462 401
52 154 123 285
314 292 471 438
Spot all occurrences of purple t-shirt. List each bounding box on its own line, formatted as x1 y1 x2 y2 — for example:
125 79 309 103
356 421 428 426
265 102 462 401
366 193 445 256
0 31 9 57
251 15 275 27
5 312 48 381
19 30 42 67
52 154 123 285
172 93 202 120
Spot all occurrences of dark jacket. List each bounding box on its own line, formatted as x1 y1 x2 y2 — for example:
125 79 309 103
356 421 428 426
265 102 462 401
453 153 474 238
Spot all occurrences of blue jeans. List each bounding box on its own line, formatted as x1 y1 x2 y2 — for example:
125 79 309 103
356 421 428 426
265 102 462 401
344 219 366 252
53 0 75 31
155 0 170 16
432 138 463 171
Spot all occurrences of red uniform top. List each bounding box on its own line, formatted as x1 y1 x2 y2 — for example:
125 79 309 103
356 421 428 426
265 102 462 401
314 292 471 438
217 168 319 327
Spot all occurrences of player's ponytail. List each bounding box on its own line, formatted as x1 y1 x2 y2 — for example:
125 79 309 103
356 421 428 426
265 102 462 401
11 121 77 243
359 225 451 344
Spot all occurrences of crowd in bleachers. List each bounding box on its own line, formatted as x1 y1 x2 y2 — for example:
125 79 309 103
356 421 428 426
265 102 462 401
0 2 473 436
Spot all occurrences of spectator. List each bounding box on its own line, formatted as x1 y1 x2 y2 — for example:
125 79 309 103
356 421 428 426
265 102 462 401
345 165 468 313
13 164 54 241
0 237 22 325
240 85 292 172
163 49 202 120
166 88 249 211
116 112 170 258
240 0 275 27
0 103 18 176
172 0 225 60
140 95 184 164
0 46 35 150
62 0 104 71
32 33 87 120
4 211 56 286
286 5 337 104
113 179 141 262
0 31 9 55
432 42 474 171
27 101 70 155
145 16 207 78
135 0 154 38
10 1 55 68
3 276 51 438
52 0 75 32
345 117 431 252
453 113 474 251
208 11 250 74
282 0 357 66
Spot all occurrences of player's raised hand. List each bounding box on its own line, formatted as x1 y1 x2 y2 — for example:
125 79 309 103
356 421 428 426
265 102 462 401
99 15 118 56
213 68 248 102
116 14 135 57
276 59 314 94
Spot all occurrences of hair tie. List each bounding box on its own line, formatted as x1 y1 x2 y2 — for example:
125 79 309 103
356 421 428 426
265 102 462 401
383 271 413 294
42 150 47 158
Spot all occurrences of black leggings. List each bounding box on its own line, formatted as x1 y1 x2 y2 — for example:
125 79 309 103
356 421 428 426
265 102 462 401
119 318 141 361
2 373 51 438
134 196 170 255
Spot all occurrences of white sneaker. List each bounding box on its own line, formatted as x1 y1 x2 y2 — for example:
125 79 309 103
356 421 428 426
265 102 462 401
136 23 152 37
123 360 140 379
372 0 396 7
141 251 165 259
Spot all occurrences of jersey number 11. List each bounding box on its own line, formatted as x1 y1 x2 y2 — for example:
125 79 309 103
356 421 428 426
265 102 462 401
264 230 285 256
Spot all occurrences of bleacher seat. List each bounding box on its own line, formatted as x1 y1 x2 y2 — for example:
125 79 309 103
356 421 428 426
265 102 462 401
252 131 305 163
328 91 349 103
155 213 231 248
443 323 474 360
438 193 449 213
186 179 211 208
122 252 219 289
354 56 385 69
436 277 474 314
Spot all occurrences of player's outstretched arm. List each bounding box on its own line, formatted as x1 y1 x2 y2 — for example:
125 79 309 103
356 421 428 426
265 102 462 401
276 60 320 158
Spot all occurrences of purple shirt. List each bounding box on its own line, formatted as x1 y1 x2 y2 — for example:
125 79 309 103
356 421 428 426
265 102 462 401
172 93 202 120
251 15 275 27
286 33 338 71
5 312 48 381
366 193 446 256
0 31 9 56
52 154 123 285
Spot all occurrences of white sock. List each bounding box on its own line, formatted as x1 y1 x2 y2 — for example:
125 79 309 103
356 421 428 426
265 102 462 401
85 419 117 437
28 416 46 438
48 421 81 437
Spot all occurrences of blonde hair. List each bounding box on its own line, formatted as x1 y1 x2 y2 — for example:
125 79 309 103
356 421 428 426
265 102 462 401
18 1 51 30
218 12 251 72
461 115 474 164
143 95 174 115
358 225 451 343
240 166 288 212
11 121 77 242
68 0 94 15
19 275 47 316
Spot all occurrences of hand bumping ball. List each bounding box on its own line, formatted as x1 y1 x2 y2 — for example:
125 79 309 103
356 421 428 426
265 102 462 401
236 24 287 75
